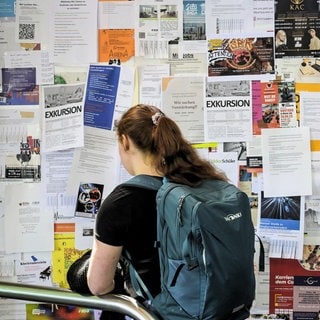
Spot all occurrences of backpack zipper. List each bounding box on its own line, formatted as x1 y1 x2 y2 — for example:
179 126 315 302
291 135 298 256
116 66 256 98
177 194 187 226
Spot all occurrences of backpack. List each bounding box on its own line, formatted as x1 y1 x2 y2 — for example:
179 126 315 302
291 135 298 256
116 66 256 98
123 175 256 320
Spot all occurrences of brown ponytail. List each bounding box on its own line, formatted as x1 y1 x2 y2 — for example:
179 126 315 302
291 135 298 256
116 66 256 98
117 104 228 186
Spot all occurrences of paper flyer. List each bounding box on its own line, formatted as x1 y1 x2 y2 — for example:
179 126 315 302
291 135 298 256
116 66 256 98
83 64 121 130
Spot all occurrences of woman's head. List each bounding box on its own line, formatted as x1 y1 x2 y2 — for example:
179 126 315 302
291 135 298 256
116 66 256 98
276 30 287 45
309 29 316 37
117 104 227 186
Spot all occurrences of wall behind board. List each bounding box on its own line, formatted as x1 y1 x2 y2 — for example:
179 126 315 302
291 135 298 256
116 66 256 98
0 0 320 319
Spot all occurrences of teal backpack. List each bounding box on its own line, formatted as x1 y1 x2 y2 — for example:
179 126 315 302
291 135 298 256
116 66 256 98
123 175 256 320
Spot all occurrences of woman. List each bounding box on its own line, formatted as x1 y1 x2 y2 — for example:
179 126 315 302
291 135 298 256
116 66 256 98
275 29 288 51
67 104 227 319
308 28 320 50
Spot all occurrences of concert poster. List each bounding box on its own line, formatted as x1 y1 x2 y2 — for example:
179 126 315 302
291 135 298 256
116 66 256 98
275 0 320 58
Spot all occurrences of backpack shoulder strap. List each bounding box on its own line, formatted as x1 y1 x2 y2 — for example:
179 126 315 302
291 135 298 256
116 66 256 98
255 234 265 272
121 175 163 302
123 250 154 302
121 174 163 191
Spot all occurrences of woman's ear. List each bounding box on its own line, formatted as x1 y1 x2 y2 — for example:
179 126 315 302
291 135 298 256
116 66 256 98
120 134 130 151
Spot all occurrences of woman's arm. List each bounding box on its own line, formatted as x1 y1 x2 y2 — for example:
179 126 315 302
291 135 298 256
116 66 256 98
87 237 123 296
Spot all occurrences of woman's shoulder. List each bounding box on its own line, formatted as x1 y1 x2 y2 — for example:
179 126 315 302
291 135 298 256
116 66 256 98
97 181 158 222
104 180 158 205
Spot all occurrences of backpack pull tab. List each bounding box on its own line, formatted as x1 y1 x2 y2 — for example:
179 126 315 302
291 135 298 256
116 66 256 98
177 194 186 226
170 263 185 287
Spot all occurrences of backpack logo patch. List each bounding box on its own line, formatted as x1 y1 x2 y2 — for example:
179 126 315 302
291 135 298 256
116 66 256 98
224 212 242 221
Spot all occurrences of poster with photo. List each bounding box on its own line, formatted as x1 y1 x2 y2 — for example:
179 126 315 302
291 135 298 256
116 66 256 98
207 37 274 79
0 70 39 105
275 0 320 58
5 134 41 180
183 0 206 41
257 191 304 259
26 304 95 320
75 182 104 218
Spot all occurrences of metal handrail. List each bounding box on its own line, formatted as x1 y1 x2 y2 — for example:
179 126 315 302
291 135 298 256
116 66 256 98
0 281 160 320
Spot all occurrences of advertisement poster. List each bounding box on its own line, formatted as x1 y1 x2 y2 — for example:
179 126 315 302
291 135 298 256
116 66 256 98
183 0 206 41
16 253 52 285
253 81 297 135
135 0 183 59
83 64 120 130
0 68 39 105
75 182 104 218
293 275 320 320
257 191 304 259
2 67 36 92
256 81 280 132
270 249 320 315
252 80 263 135
275 0 320 58
207 37 274 79
5 134 41 180
0 106 41 180
98 1 135 63
26 304 95 320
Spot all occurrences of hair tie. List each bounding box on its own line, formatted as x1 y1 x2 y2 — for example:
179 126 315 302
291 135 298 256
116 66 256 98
151 112 163 126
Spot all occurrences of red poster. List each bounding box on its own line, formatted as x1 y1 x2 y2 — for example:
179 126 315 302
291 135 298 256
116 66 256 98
270 248 320 314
